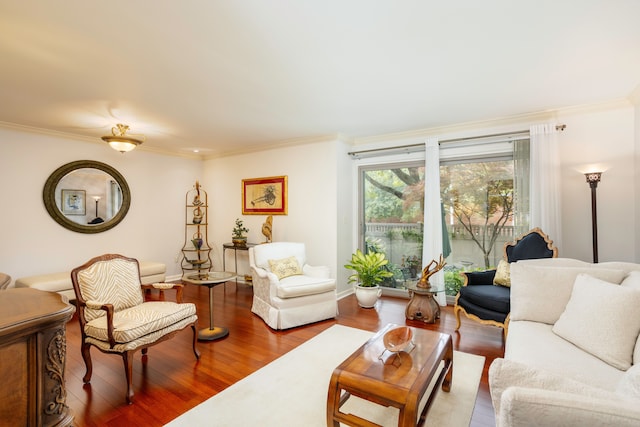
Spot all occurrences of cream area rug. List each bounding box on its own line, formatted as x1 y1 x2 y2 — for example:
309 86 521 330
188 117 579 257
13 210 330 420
165 325 485 427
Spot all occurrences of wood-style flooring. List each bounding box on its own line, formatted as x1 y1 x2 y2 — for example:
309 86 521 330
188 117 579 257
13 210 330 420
64 282 505 426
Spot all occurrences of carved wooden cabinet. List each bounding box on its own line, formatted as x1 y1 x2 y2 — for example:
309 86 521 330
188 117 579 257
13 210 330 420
0 288 75 426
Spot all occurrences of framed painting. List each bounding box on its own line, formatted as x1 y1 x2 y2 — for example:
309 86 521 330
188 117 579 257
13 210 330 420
242 176 287 215
61 189 86 215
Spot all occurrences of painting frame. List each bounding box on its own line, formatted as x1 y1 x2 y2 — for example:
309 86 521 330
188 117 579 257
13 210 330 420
61 189 86 215
242 176 288 215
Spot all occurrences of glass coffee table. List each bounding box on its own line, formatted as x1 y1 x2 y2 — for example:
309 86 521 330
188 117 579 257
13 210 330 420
182 271 236 341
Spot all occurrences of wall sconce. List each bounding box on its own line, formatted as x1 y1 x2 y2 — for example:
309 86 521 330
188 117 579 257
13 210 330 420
101 124 145 153
584 172 602 263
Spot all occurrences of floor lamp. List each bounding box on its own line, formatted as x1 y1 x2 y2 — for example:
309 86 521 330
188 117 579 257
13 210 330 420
585 172 602 263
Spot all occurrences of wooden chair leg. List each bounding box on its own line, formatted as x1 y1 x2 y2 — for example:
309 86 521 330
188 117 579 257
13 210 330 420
81 342 93 383
122 351 135 404
191 324 201 360
453 305 462 331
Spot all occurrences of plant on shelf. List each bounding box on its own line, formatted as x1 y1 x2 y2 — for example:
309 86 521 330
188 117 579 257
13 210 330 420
345 249 394 308
232 218 249 247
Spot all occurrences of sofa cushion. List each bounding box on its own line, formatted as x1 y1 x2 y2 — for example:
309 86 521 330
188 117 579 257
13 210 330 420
622 271 640 290
506 320 625 390
84 301 197 343
459 284 510 313
493 260 511 287
457 297 509 323
268 256 302 280
552 274 640 371
617 364 640 400
276 275 336 299
510 262 626 324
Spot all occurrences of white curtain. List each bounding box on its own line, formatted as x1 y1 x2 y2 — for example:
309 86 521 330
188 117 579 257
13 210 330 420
422 138 446 306
529 124 562 250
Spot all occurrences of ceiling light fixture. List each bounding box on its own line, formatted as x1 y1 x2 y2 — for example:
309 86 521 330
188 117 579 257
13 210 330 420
101 124 145 153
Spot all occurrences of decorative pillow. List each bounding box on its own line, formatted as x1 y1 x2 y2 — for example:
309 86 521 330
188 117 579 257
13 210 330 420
622 271 640 290
268 256 303 280
616 364 640 400
552 274 640 370
509 264 626 324
493 260 511 287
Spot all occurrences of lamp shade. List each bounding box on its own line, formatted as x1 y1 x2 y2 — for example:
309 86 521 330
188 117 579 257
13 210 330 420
101 124 144 153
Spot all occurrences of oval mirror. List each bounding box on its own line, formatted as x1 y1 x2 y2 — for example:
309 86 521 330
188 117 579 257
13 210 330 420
43 160 131 234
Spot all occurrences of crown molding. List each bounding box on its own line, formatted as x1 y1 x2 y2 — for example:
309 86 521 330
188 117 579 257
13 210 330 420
0 121 203 160
352 111 556 146
202 133 344 160
352 99 633 147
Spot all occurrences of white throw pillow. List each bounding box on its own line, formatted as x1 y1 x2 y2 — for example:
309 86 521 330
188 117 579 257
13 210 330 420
552 274 640 371
617 364 640 400
510 263 626 324
268 256 303 280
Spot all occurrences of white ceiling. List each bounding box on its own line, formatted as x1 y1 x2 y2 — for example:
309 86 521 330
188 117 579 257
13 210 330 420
1 1 640 157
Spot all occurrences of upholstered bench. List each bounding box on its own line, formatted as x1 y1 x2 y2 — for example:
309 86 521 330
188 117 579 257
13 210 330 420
15 261 166 301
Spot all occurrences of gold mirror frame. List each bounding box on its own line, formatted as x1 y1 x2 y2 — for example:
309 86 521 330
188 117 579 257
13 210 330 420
43 160 131 234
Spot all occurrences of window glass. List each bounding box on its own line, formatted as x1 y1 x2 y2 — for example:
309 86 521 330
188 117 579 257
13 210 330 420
358 138 529 298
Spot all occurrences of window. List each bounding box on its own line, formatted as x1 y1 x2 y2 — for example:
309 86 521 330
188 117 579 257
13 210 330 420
357 137 529 298
360 162 425 293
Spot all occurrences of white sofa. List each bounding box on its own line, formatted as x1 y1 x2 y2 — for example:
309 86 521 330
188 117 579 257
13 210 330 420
249 242 337 330
15 260 166 301
489 258 640 426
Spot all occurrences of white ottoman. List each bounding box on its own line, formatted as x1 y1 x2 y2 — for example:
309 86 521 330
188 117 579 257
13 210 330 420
15 260 166 301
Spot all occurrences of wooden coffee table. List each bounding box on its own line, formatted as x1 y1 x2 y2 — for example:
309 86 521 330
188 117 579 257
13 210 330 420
326 324 453 427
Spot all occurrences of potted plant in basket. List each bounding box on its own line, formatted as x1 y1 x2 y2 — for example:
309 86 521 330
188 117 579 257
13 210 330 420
231 218 249 247
345 249 394 308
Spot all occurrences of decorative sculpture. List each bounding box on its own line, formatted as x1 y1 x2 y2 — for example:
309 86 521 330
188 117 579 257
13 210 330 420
261 215 273 243
416 254 446 288
406 254 446 323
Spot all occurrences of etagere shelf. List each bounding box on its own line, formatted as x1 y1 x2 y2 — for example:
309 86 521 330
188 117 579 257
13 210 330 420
181 181 212 279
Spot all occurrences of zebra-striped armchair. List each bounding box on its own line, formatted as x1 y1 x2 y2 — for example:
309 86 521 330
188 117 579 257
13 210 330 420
71 253 200 404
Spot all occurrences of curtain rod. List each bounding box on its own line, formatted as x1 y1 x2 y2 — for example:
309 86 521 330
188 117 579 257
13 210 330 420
347 124 566 157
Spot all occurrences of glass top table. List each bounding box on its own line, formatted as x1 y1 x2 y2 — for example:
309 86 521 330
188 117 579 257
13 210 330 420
183 271 236 341
404 282 445 323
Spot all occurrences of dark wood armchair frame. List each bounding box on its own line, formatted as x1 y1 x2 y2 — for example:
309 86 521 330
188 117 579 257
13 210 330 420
453 228 558 338
71 254 200 404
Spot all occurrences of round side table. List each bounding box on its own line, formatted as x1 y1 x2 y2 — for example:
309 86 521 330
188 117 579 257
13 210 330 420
183 271 236 340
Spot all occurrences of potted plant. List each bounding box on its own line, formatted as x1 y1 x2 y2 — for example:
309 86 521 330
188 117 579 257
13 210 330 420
345 249 394 308
402 255 422 278
232 218 249 247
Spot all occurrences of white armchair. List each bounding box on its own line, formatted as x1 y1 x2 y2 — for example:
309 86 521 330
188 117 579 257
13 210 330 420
249 242 337 329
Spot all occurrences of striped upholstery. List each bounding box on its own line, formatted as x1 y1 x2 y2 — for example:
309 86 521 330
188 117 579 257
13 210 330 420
77 258 144 322
71 254 200 404
86 315 198 352
84 301 197 343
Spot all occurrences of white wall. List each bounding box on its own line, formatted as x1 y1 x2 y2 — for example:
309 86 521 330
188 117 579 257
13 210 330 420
0 127 203 283
557 103 637 262
203 138 343 289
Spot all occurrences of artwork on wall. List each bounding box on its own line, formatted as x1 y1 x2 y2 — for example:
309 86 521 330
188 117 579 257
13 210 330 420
242 176 287 215
61 189 86 215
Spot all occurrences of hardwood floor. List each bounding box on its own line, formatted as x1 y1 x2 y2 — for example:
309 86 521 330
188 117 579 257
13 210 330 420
64 282 504 426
